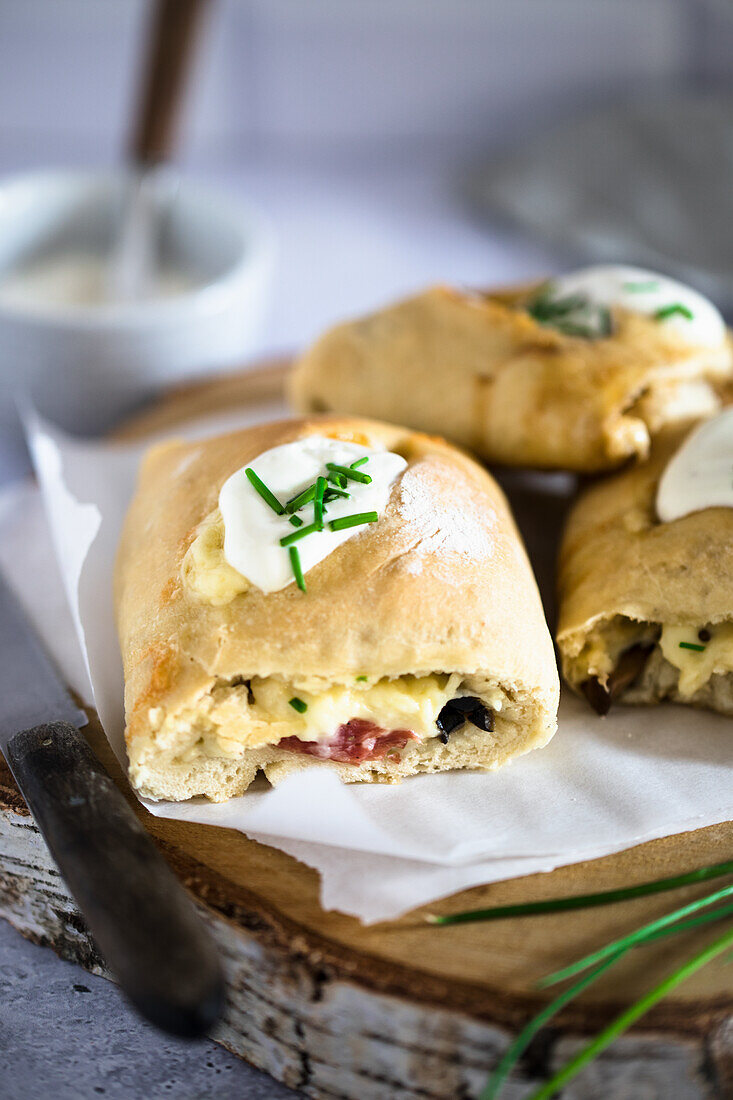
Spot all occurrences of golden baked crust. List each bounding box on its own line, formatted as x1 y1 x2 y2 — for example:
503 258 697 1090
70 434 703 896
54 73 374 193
289 285 732 473
115 415 559 800
557 423 733 714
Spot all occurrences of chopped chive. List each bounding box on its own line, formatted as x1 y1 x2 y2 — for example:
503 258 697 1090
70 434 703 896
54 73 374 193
286 483 316 513
289 546 306 592
329 472 348 489
289 514 303 528
526 924 733 1100
425 858 733 925
623 280 659 292
350 456 369 469
356 675 368 682
326 462 373 485
280 522 321 547
328 511 379 532
245 468 284 515
679 641 706 652
313 475 327 530
289 697 307 713
655 302 694 322
324 486 350 502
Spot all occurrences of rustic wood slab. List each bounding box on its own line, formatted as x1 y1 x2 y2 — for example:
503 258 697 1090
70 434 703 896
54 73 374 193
1 361 731 1099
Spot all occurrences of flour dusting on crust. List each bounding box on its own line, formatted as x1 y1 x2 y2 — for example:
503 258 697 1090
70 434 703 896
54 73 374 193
395 459 496 573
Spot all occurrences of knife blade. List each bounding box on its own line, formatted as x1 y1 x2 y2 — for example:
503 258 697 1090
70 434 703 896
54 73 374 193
0 570 225 1037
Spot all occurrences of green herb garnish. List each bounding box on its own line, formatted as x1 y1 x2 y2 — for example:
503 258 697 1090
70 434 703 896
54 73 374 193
286 484 316 513
350 456 369 469
426 858 733 925
679 641 706 652
280 522 321 547
313 475 327 530
526 284 612 340
288 546 306 592
328 511 379 531
324 487 350 502
538 881 733 988
289 697 307 713
326 462 373 485
623 280 659 292
289 515 303 528
356 675 368 682
655 302 694 322
245 468 284 515
329 471 348 489
523 924 733 1100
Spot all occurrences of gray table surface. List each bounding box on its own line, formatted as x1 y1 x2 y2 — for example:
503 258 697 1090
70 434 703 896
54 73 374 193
0 919 299 1100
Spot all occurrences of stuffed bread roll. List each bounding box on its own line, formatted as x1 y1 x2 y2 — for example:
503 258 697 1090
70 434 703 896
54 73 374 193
115 416 559 802
290 266 732 474
558 407 733 716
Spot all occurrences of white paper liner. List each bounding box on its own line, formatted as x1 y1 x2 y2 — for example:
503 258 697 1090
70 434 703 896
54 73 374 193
2 405 729 924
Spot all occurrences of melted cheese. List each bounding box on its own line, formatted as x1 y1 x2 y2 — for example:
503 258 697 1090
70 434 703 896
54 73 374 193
148 672 507 762
181 509 249 605
659 623 733 696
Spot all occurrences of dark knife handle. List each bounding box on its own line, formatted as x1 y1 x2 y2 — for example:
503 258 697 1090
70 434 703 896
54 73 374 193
4 721 225 1037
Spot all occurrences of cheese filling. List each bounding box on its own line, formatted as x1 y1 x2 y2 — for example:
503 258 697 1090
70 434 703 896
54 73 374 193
144 672 508 765
568 615 733 700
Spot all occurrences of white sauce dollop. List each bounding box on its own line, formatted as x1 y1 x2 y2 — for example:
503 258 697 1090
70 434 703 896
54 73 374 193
219 435 407 593
657 407 733 522
551 265 725 348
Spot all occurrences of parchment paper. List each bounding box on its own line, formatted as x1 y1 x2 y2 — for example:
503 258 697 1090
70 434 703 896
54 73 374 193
2 404 729 923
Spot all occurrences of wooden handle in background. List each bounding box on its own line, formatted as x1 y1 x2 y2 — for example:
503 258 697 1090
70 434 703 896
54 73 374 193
129 0 212 166
4 721 225 1037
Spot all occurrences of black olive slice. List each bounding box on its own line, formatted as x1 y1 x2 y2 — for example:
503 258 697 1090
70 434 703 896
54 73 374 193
448 696 483 713
467 705 495 732
581 642 654 716
436 704 465 743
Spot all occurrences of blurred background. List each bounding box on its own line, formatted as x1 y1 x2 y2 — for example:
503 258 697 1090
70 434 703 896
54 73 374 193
1 0 732 361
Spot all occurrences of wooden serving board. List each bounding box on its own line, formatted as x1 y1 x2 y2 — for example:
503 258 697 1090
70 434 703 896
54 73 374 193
1 361 731 1100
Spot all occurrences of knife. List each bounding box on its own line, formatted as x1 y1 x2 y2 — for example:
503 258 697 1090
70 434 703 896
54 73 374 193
0 570 225 1037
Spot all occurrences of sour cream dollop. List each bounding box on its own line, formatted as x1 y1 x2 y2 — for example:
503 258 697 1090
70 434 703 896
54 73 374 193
551 265 725 348
657 407 733 522
219 435 407 593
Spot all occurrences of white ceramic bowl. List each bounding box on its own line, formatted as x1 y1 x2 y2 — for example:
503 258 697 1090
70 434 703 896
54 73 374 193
0 168 274 473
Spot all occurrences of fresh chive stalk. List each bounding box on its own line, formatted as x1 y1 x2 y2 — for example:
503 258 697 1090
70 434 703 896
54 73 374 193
289 515 303 528
288 546 306 592
525 923 733 1100
350 456 369 469
538 881 733 988
329 472 348 489
655 302 694 321
326 462 373 485
426 859 733 926
329 511 379 532
245 468 284 515
356 675 368 682
482 899 733 1099
289 697 307 713
480 950 627 1100
280 522 321 547
679 641 706 652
